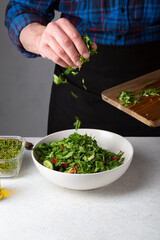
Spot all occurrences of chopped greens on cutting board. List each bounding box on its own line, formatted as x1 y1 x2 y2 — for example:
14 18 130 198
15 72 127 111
102 69 160 127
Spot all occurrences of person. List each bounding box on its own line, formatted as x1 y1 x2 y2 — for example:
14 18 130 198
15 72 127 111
5 1 160 136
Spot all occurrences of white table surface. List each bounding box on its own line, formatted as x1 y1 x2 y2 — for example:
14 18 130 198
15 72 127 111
0 137 160 240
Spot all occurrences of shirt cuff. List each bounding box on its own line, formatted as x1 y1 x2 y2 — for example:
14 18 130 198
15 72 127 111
7 13 49 58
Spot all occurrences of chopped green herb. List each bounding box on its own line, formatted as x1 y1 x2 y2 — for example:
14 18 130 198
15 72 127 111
71 91 78 99
143 80 149 84
73 116 81 131
33 132 125 174
53 74 68 85
81 34 97 55
82 78 85 84
118 87 160 106
82 78 87 90
71 71 78 76
118 90 140 106
140 88 160 97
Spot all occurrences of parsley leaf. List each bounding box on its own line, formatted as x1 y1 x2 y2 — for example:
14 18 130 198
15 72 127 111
73 116 81 131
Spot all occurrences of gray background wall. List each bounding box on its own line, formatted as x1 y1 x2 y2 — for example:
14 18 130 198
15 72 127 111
0 1 60 137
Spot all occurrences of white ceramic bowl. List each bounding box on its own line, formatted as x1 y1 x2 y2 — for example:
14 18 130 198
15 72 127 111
31 129 133 190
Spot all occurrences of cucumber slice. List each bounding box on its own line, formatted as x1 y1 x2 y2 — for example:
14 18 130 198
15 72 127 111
43 160 53 170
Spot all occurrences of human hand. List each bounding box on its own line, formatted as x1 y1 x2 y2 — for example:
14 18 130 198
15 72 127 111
37 18 97 68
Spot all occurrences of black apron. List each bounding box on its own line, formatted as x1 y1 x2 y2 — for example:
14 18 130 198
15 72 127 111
48 41 160 136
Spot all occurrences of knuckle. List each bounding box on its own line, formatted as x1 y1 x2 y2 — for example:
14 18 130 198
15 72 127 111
47 21 56 29
62 38 71 48
58 18 69 25
48 35 54 45
38 44 46 56
53 55 61 63
67 59 74 66
41 32 50 44
47 22 57 32
56 47 65 56
70 32 80 41
72 54 79 62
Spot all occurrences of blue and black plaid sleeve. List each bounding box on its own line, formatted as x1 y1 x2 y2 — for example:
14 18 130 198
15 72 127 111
5 0 160 58
5 0 55 57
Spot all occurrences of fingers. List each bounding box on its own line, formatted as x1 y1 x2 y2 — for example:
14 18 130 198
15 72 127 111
56 18 90 59
41 44 69 68
47 22 81 68
47 19 88 67
38 18 97 68
91 42 97 51
47 35 77 68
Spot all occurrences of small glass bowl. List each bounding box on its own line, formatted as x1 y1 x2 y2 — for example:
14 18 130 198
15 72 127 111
0 136 26 178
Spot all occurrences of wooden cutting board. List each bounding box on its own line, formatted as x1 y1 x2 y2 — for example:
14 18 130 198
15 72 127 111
101 69 160 127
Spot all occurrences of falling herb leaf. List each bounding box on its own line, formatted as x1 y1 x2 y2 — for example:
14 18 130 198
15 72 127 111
71 71 78 76
82 78 87 90
71 91 78 99
52 35 97 129
53 74 68 85
73 116 81 131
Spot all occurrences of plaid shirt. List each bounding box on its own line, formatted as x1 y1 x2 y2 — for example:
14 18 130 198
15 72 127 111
5 0 160 57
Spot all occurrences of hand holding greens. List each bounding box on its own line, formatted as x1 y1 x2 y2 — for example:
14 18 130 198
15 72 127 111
53 34 97 85
53 34 97 131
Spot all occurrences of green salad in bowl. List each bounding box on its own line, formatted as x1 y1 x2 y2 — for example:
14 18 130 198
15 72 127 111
33 132 125 174
32 129 133 190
